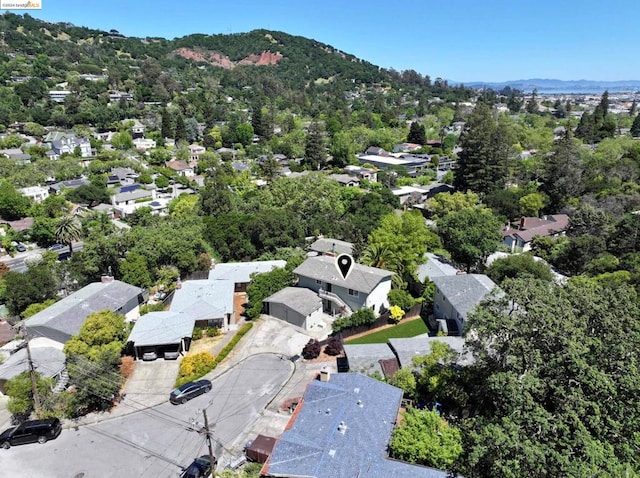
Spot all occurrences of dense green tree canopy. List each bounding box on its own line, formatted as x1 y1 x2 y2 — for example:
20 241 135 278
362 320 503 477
458 277 640 477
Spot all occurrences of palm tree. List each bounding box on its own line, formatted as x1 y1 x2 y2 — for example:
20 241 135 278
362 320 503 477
55 216 82 255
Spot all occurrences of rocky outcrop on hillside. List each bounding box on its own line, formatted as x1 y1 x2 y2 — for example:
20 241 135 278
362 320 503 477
174 47 282 69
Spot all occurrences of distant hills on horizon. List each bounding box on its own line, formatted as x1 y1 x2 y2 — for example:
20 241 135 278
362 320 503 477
455 78 640 94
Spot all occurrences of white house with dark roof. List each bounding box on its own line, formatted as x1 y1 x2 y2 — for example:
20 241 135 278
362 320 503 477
431 274 497 335
263 372 449 478
25 278 145 346
502 214 570 252
293 255 393 316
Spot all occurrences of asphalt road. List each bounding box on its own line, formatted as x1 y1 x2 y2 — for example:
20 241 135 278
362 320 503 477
0 242 83 273
0 353 293 478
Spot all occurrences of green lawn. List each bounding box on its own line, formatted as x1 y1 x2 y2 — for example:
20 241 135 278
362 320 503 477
345 318 429 344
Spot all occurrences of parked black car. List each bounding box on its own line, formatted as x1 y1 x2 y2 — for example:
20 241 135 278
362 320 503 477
170 379 212 405
180 455 217 478
0 418 62 449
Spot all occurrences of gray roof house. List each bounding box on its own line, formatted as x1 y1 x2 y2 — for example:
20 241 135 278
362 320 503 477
48 178 90 195
208 260 286 292
308 237 353 257
416 253 459 283
263 372 449 478
263 287 324 331
126 311 195 360
25 279 145 345
0 337 66 394
170 279 235 328
294 255 393 317
432 274 497 335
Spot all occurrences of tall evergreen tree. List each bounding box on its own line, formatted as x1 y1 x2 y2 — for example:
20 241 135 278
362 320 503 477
629 99 637 117
575 112 596 144
407 121 427 145
454 102 513 195
631 113 640 137
541 132 585 208
160 109 173 140
174 114 187 143
303 121 327 170
525 88 539 114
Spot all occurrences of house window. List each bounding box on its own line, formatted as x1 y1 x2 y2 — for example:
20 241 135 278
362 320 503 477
348 289 359 297
316 279 322 285
435 304 439 311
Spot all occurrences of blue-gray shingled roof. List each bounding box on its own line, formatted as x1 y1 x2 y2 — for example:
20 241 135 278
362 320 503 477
265 373 449 478
416 253 459 282
294 256 393 294
431 274 497 321
25 280 143 344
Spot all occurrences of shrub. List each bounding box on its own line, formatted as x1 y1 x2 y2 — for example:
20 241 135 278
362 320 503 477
176 352 216 386
388 289 415 311
324 335 343 356
139 303 165 316
350 308 376 327
389 305 406 324
192 327 203 340
206 326 220 337
302 339 321 360
119 356 136 379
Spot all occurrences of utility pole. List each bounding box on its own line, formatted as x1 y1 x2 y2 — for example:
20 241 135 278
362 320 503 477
202 410 217 470
23 326 41 415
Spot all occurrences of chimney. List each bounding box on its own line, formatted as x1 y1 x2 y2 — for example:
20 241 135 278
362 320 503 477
320 365 331 382
337 421 348 434
519 217 525 229
101 275 114 283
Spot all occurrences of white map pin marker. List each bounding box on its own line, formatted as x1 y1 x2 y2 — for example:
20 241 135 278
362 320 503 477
336 253 354 280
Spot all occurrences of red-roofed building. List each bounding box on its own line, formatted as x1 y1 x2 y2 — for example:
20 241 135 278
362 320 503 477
502 214 570 252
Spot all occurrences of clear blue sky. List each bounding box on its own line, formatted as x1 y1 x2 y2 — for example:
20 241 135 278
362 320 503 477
16 0 640 82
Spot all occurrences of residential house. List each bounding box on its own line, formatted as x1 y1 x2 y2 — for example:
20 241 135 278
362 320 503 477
165 160 194 177
263 287 324 331
207 260 286 292
0 217 34 233
391 185 430 206
328 173 360 187
48 90 71 103
109 91 134 102
111 186 155 207
106 167 138 186
358 153 430 176
308 237 354 257
128 262 277 359
0 337 66 394
25 278 146 346
19 186 49 203
393 142 423 153
133 138 156 151
123 119 145 138
293 255 393 316
48 178 90 195
262 371 449 478
343 334 471 379
416 253 459 283
344 165 377 183
431 274 497 335
189 144 206 164
0 148 31 164
502 214 570 253
49 136 92 158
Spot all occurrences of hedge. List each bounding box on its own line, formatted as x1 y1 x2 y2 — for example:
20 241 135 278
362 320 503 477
175 322 254 387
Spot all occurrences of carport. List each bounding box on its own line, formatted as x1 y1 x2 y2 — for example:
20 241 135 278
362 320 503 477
127 311 195 360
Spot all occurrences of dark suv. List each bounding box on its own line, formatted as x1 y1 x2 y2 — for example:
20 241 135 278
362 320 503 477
0 418 62 449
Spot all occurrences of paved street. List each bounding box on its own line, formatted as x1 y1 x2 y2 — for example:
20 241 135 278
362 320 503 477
0 353 293 478
0 242 84 272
